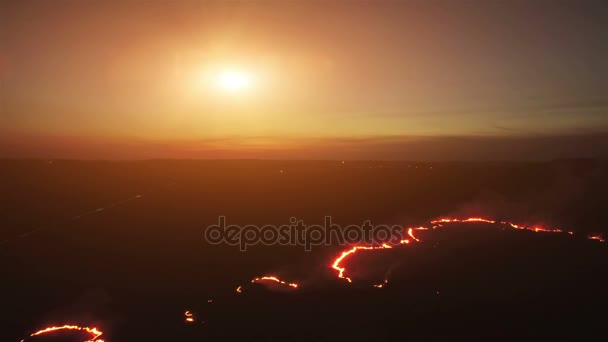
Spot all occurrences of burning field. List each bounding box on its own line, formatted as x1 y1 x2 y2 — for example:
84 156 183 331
4 160 608 341
19 216 606 341
234 217 604 291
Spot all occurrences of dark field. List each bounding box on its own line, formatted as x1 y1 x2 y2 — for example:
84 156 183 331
1 160 607 340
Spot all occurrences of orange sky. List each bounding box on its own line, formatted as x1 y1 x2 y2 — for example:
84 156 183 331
1 1 607 159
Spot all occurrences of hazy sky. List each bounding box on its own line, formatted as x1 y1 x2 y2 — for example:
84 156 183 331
1 0 607 159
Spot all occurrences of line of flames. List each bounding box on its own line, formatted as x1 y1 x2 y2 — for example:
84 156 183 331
331 216 605 285
252 276 299 288
237 217 604 290
235 276 299 293
23 325 103 342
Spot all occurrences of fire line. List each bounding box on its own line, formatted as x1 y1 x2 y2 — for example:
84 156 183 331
330 217 604 285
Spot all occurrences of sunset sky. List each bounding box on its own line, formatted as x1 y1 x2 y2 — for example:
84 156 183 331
1 0 607 160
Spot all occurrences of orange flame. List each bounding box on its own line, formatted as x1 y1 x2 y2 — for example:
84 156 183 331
431 217 496 224
437 217 576 235
407 227 421 242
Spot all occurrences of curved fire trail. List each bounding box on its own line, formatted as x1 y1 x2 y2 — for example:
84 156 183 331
330 243 401 283
330 216 604 286
23 325 104 342
252 276 299 289
236 276 299 293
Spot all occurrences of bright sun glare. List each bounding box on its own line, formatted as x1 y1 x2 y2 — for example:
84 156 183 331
217 70 252 91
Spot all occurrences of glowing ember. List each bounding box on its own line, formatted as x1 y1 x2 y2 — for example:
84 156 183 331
373 279 389 288
588 235 606 243
26 325 103 342
185 310 194 323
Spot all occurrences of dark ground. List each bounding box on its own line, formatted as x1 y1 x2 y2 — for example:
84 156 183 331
1 159 607 341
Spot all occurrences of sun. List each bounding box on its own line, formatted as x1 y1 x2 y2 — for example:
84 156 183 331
216 69 252 92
